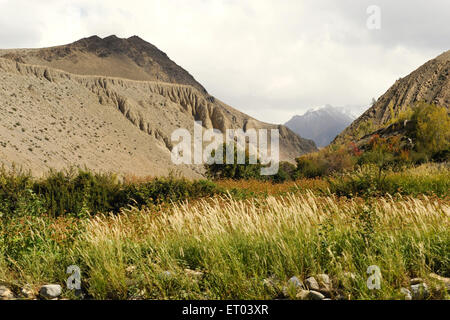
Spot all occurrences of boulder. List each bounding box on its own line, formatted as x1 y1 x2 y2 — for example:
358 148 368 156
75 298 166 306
296 289 310 300
429 273 450 291
316 274 332 295
184 269 204 278
410 278 424 285
288 276 304 289
400 287 412 300
305 277 320 291
282 276 304 298
410 283 430 300
39 284 62 299
308 290 326 300
21 285 35 299
0 286 14 300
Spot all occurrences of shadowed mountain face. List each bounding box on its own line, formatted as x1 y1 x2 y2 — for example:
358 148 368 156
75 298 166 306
0 36 317 177
285 105 355 147
334 50 450 145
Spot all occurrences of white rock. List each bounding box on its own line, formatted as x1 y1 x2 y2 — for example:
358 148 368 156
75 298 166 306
0 286 14 300
288 276 304 289
39 284 62 299
296 289 310 300
343 272 357 281
400 287 412 300
21 286 35 299
429 273 450 291
410 278 424 285
184 269 204 278
317 274 332 295
308 290 325 300
125 265 136 275
305 277 320 291
410 283 429 300
317 274 331 286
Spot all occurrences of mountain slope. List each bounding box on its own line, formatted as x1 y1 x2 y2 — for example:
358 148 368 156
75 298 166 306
334 50 450 145
285 105 355 147
0 36 316 177
1 35 208 94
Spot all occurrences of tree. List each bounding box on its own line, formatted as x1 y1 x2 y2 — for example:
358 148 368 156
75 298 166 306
205 143 262 180
412 103 450 155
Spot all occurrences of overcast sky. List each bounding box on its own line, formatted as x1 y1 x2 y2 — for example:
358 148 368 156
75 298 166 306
0 0 448 124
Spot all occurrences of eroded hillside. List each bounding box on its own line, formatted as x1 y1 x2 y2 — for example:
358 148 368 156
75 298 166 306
0 56 316 177
334 50 450 145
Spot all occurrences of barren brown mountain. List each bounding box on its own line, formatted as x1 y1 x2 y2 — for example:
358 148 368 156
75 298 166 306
0 35 316 177
334 50 450 145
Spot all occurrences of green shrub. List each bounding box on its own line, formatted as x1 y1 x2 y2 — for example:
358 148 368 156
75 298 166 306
328 164 449 197
0 166 45 219
120 176 221 209
206 143 262 180
33 169 122 217
0 167 222 218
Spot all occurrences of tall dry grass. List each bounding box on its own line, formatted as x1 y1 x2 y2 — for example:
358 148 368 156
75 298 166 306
30 193 446 299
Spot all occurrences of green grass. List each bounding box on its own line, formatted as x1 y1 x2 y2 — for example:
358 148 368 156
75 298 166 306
328 163 449 197
0 192 448 300
0 164 448 300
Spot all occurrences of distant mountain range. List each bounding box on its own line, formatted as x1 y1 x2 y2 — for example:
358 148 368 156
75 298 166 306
285 105 356 147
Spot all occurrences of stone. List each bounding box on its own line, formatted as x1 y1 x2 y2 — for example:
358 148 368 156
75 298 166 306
39 284 62 299
317 274 331 286
21 286 35 299
410 283 430 300
343 272 357 281
162 271 173 278
296 289 310 300
308 290 326 300
410 278 424 285
288 276 304 289
429 273 450 291
184 269 204 278
282 276 305 297
400 287 412 300
305 277 320 291
262 278 277 289
316 274 332 295
0 286 14 300
125 265 136 276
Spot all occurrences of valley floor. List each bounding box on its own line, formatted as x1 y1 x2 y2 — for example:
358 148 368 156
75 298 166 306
0 165 449 300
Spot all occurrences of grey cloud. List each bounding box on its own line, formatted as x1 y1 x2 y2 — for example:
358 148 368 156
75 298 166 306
0 0 448 124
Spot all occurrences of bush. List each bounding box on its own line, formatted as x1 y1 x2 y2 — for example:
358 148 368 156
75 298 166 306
0 166 45 219
120 176 221 209
295 145 357 178
328 163 449 197
272 162 296 183
33 169 122 217
411 103 450 154
206 143 262 180
0 167 222 218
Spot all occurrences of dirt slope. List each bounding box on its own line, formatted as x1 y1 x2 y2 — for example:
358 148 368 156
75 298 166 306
0 36 316 177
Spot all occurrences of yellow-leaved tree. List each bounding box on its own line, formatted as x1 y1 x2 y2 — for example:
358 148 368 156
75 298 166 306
413 103 450 154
